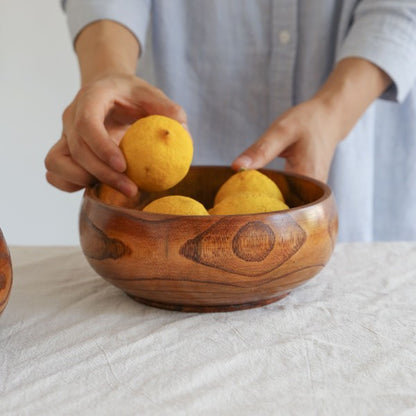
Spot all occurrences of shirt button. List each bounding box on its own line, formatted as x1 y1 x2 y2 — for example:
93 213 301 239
279 30 291 45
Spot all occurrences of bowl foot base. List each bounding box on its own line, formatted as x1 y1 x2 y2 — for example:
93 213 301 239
128 292 290 313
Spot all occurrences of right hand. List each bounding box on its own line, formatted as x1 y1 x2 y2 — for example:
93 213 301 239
44 74 187 196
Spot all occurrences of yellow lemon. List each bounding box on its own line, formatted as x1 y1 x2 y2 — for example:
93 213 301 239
209 192 289 215
120 115 193 192
214 169 284 205
143 195 209 216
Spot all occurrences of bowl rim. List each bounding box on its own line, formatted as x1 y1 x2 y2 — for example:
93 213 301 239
83 165 334 219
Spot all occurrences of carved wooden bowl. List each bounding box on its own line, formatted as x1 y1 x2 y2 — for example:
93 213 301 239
0 227 12 315
79 166 338 312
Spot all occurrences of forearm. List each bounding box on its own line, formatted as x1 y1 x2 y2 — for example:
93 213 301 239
313 57 392 140
75 20 140 85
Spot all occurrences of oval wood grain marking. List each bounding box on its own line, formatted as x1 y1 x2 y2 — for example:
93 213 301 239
180 215 306 276
79 211 131 260
232 221 275 262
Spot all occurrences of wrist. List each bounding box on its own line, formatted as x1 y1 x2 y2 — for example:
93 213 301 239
312 57 391 139
75 20 139 86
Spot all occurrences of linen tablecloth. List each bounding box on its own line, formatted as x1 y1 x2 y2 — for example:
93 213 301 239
1 243 415 416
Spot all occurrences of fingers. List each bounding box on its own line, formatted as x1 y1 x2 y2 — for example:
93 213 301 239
232 122 295 170
231 101 338 182
44 135 137 196
45 171 85 193
281 135 333 182
46 74 188 196
66 133 137 195
71 88 126 172
68 76 188 171
45 136 95 192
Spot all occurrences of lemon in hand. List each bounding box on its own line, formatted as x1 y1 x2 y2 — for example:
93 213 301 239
120 115 193 192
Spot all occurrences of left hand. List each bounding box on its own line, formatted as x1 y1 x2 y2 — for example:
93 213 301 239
232 97 341 182
232 58 392 182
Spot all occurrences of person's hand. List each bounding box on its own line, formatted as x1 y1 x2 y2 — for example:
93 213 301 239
232 58 392 182
45 74 187 195
232 97 341 182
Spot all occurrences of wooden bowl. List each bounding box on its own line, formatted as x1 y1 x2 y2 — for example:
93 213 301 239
0 227 12 315
79 166 338 312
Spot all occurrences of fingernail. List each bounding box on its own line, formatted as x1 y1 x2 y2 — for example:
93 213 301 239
234 155 252 169
110 155 125 172
181 123 189 131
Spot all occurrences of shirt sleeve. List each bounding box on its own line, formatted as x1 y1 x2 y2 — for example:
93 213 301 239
336 0 416 102
62 0 151 53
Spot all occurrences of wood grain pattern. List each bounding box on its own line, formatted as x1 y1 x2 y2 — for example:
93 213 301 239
79 210 131 260
0 228 12 315
179 216 306 276
79 166 338 312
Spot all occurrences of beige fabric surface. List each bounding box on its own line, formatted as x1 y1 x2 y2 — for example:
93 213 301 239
1 243 415 416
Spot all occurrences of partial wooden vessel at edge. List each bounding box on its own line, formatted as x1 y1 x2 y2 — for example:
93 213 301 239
0 228 12 315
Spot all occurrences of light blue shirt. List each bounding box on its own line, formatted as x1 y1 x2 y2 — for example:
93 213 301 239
63 0 416 242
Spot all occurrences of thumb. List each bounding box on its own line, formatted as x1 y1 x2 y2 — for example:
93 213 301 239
232 123 295 170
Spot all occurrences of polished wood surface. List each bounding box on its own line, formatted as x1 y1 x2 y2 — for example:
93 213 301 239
79 166 338 312
0 228 12 315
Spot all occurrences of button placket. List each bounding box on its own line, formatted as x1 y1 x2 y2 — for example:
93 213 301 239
268 1 298 122
279 30 291 45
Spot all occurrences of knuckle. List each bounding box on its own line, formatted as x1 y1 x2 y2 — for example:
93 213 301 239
45 172 78 193
45 171 54 185
101 148 117 163
69 141 83 161
273 119 295 138
44 144 61 171
94 173 116 188
151 86 165 96
251 140 270 160
44 153 54 171
132 81 153 98
62 105 72 124
73 116 88 133
102 169 121 184
169 103 186 119
96 166 125 187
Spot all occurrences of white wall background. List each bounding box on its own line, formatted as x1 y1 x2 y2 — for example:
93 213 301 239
0 0 81 245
